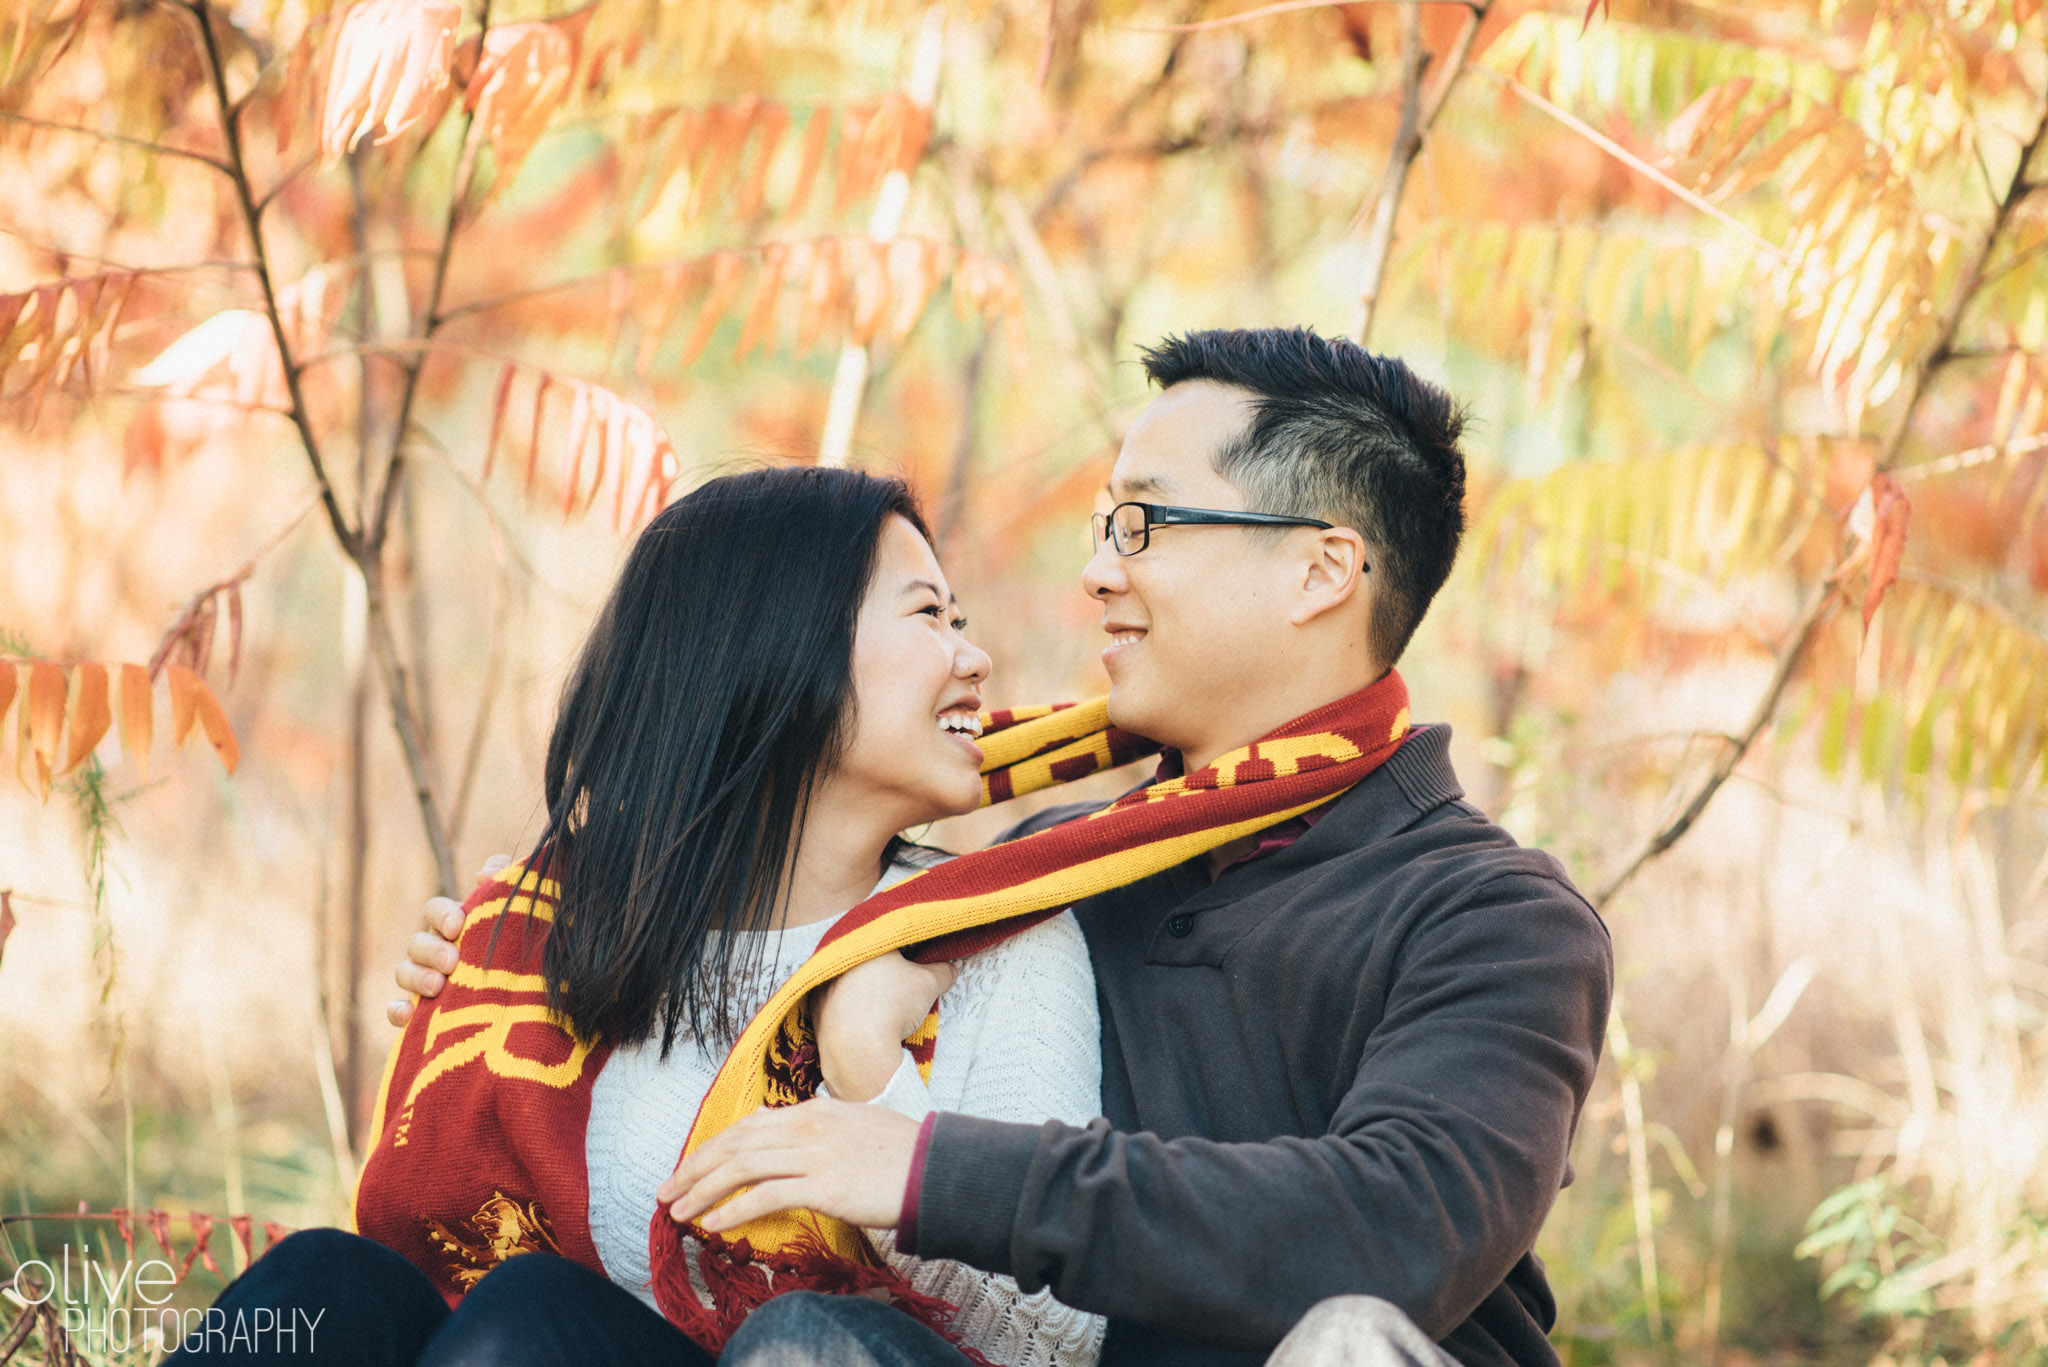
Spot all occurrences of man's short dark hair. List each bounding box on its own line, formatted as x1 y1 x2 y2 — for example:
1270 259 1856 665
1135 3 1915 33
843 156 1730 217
1139 327 1467 666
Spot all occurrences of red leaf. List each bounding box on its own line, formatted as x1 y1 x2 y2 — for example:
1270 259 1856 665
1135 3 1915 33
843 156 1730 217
0 661 16 735
189 1213 221 1276
1861 473 1910 634
560 382 593 517
147 1210 176 1260
483 362 517 484
225 584 244 687
526 373 551 493
0 889 15 969
1581 0 1609 30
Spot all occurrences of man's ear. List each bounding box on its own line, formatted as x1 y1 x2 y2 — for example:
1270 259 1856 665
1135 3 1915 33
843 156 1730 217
1289 527 1369 626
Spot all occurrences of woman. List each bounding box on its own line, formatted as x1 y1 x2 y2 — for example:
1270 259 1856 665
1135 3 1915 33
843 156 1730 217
175 468 1104 1367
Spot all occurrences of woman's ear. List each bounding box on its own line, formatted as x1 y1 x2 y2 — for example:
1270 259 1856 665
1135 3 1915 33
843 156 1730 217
1289 527 1369 626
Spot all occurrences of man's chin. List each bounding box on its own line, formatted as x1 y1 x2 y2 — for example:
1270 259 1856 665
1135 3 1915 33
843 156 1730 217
1105 686 1167 746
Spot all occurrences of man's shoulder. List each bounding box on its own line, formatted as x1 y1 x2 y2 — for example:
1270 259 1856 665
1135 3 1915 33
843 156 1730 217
1292 757 1604 942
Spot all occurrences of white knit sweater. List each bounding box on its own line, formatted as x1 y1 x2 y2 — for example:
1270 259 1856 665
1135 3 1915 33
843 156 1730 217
585 855 1107 1367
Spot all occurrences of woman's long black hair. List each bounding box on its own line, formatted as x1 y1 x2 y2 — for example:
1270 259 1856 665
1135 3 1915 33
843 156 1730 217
527 466 930 1053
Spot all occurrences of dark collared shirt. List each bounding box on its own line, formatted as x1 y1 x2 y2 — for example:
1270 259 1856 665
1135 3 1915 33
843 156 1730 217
904 725 1613 1367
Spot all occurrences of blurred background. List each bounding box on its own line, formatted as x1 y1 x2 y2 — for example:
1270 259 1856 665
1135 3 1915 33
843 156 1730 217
2 0 2045 1362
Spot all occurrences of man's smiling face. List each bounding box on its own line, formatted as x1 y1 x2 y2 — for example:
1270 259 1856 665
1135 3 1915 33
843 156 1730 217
1083 380 1308 768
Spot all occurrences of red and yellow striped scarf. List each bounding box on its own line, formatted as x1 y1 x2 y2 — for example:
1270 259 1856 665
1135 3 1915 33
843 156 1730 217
354 671 1410 1354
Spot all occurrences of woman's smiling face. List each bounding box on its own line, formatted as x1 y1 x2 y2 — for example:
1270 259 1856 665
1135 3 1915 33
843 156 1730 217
829 515 994 829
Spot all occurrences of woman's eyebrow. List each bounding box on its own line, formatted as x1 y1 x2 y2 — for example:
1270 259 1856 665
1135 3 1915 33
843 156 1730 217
902 578 956 605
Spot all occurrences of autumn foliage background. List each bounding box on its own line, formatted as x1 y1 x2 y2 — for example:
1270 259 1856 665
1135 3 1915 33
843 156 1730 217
3 0 2047 1362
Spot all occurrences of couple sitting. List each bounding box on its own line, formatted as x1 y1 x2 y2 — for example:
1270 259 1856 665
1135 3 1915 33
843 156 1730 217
175 328 1611 1367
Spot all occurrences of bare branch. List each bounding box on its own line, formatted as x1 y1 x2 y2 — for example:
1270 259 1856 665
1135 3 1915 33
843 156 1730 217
1123 0 1479 33
0 109 231 173
367 0 496 550
1594 582 1835 909
1476 66 1789 267
1350 2 1430 344
188 0 461 895
187 0 357 559
1594 96 2048 908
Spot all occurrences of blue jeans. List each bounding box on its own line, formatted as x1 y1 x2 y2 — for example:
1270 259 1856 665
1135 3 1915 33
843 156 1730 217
167 1228 714 1366
724 1290 1462 1367
721 1292 971 1367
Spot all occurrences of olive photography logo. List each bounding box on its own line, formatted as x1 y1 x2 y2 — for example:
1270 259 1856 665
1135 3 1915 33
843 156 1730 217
7 1243 323 1354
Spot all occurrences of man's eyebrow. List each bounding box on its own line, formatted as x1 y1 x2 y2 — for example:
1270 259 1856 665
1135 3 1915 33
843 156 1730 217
1113 473 1172 498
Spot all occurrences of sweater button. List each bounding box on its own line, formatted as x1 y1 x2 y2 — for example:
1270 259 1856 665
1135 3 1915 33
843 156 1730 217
1167 913 1194 938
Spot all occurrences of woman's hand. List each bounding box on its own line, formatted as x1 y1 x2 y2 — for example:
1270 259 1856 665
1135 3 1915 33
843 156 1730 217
812 952 957 1102
385 854 511 1026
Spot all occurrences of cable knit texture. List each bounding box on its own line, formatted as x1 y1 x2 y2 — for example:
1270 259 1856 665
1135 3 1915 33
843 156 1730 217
585 856 1106 1367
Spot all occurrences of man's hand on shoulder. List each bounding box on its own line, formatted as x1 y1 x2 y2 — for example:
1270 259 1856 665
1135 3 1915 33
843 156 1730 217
385 854 512 1026
657 1098 920 1233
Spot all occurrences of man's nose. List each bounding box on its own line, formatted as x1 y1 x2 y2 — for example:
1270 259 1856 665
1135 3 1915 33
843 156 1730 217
1082 540 1127 599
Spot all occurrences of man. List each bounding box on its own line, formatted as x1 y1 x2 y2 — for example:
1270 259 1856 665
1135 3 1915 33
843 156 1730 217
394 328 1612 1366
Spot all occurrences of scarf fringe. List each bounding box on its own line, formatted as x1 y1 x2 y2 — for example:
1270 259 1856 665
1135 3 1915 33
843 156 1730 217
653 1222 996 1366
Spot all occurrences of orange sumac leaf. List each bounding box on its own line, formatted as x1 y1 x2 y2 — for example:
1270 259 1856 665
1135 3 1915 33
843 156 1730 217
190 682 241 776
834 102 877 214
465 12 582 196
797 238 845 354
884 238 944 344
848 239 890 347
689 97 758 219
1862 474 1910 634
168 664 203 751
635 260 698 378
64 662 111 773
0 889 14 969
26 660 65 799
734 241 792 361
118 664 152 779
0 660 14 734
736 101 790 218
320 0 460 164
784 107 832 220
679 251 747 366
133 309 287 411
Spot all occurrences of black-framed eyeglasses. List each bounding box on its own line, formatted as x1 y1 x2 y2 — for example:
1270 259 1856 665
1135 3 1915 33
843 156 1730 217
1090 501 1336 557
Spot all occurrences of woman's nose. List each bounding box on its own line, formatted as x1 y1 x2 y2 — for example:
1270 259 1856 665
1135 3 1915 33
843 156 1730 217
956 640 993 683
